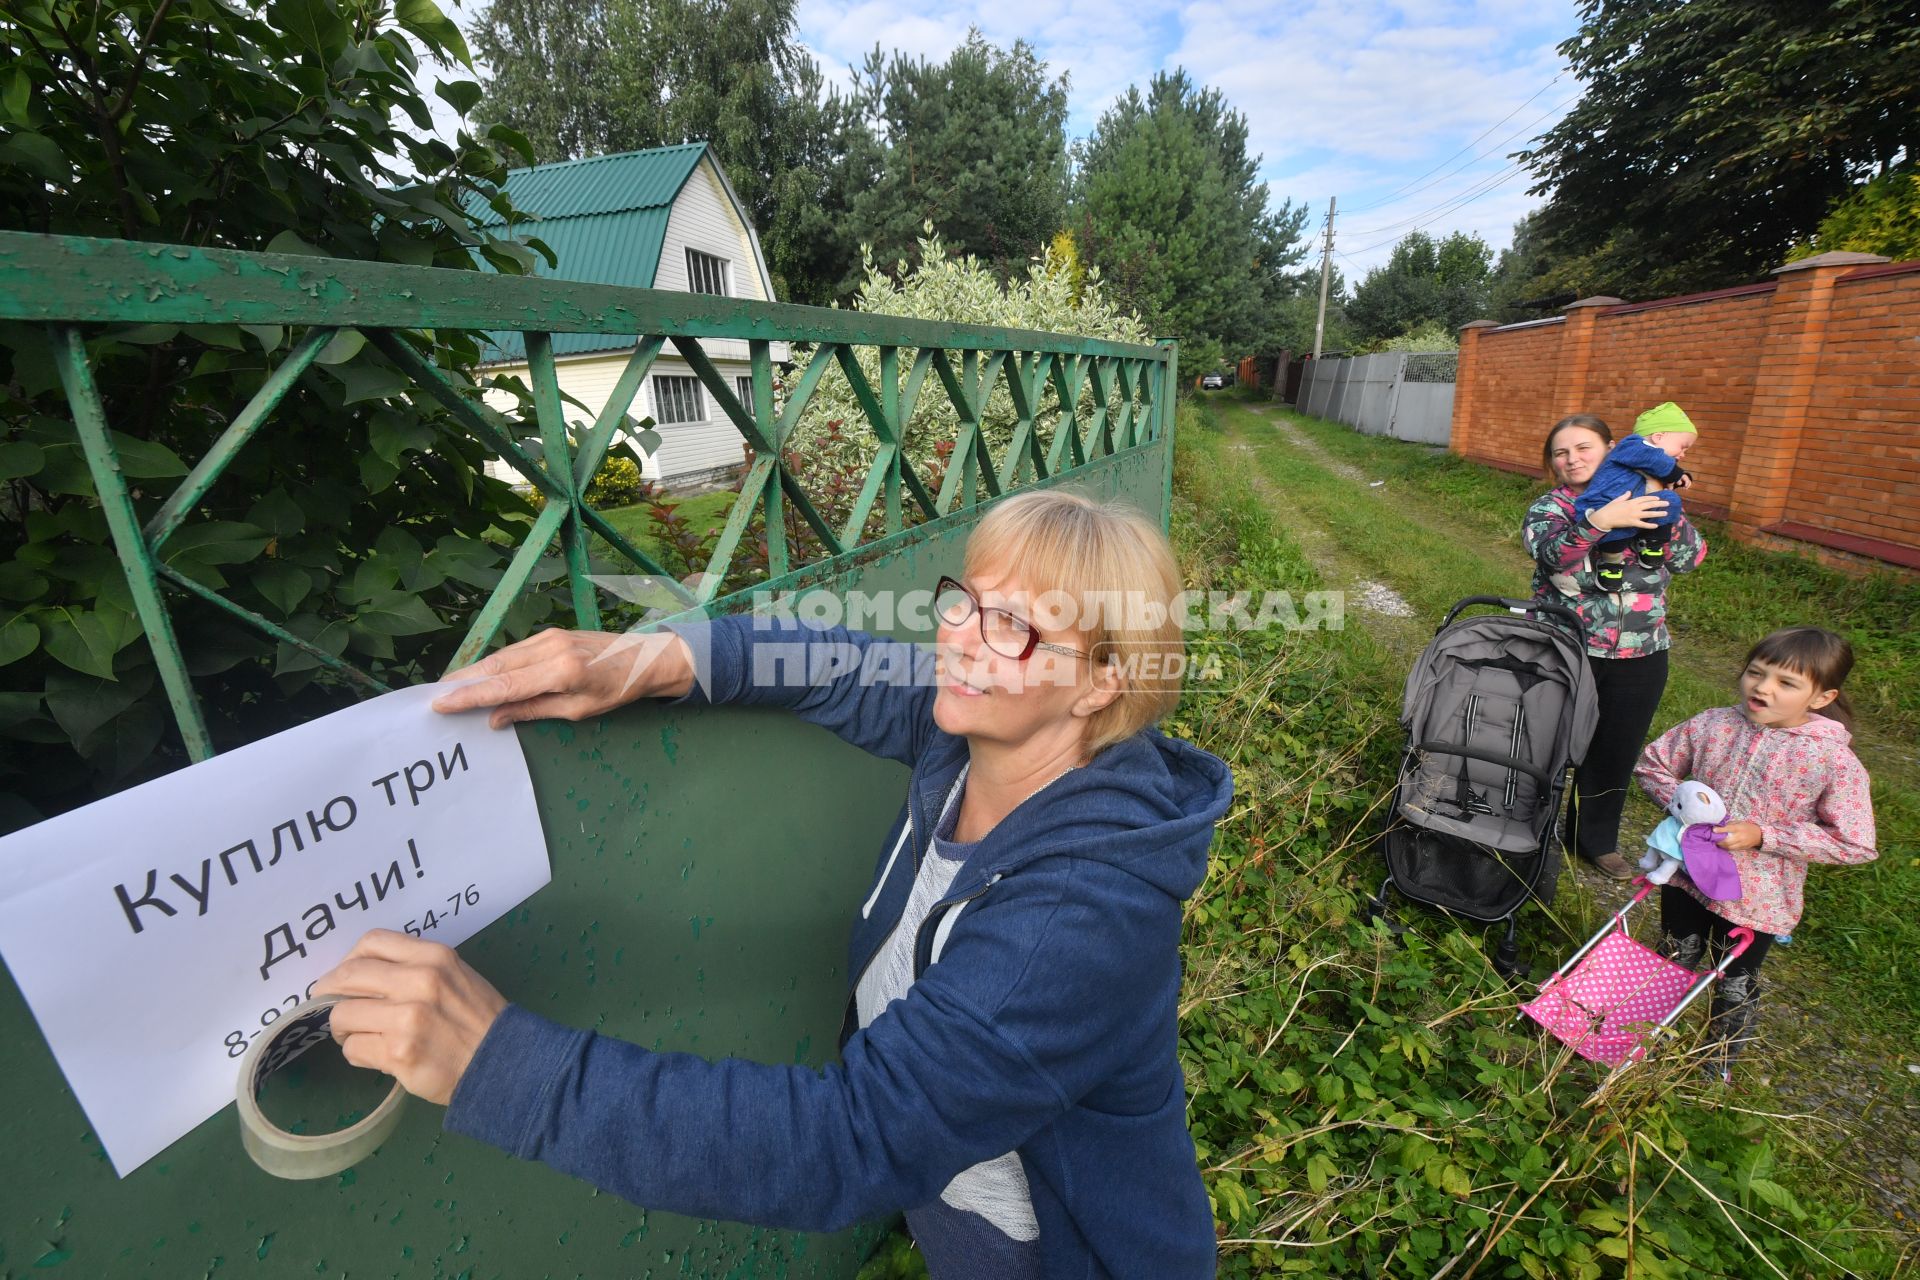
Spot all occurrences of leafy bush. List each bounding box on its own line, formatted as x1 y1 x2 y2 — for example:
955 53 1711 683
779 225 1151 532
586 455 646 508
529 454 648 512
1788 168 1920 265
1371 320 1459 354
0 0 554 828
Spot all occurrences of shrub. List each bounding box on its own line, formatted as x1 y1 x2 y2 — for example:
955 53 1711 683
530 454 647 512
0 0 551 827
1788 168 1920 264
778 225 1151 533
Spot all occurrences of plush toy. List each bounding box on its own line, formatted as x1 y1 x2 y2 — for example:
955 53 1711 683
1638 781 1744 900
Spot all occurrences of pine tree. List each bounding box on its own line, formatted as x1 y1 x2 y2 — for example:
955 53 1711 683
1075 71 1307 354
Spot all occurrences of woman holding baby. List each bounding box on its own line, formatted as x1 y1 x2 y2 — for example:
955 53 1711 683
1522 408 1708 880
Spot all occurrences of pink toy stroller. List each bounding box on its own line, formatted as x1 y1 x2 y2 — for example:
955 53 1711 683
1520 878 1753 1081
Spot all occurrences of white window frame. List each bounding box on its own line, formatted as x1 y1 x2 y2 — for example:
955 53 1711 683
685 248 730 297
652 374 705 425
734 375 755 418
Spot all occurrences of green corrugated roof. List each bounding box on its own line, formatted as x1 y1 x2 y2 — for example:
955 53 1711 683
467 142 708 226
472 144 711 361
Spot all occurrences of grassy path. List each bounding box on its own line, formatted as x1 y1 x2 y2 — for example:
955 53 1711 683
1206 392 1920 1232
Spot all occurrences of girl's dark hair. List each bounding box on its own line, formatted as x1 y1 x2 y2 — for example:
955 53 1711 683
1744 627 1855 727
1541 414 1612 482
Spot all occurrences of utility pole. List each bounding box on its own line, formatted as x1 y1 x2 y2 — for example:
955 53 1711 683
1312 196 1336 360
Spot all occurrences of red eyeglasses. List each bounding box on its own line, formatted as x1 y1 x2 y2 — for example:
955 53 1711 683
934 576 1088 662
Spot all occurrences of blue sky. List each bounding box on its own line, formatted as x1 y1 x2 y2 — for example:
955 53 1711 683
795 0 1584 281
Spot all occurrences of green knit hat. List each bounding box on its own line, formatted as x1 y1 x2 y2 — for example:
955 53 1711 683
1634 402 1697 437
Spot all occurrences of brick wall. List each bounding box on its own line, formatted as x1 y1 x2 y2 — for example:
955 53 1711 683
1787 267 1920 551
1450 253 1920 572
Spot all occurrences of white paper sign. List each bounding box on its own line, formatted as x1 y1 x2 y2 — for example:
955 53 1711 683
0 682 551 1176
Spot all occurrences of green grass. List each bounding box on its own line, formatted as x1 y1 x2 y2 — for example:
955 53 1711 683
1225 399 1919 1031
1265 399 1920 739
1171 395 1911 1275
587 488 740 572
489 487 742 573
859 398 1912 1275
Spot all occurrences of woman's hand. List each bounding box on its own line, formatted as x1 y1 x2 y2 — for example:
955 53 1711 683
1714 820 1763 851
1588 492 1669 532
312 930 508 1107
432 627 695 728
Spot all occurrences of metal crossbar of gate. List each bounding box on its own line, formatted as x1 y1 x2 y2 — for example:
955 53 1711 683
0 231 1177 1277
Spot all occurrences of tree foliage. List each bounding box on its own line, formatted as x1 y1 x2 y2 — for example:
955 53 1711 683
841 34 1070 290
1346 231 1492 344
1075 70 1309 355
0 0 558 828
778 226 1149 541
1789 167 1920 265
1482 211 1569 323
1518 0 1920 298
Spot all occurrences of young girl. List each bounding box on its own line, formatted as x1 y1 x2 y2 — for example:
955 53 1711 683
1634 626 1877 1080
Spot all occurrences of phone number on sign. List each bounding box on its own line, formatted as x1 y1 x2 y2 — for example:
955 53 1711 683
222 883 482 1058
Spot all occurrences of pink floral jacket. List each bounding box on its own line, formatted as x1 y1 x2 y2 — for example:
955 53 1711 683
1635 707 1877 934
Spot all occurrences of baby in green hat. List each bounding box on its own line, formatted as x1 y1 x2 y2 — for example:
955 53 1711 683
1571 402 1698 590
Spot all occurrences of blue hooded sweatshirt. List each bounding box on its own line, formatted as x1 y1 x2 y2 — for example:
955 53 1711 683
444 616 1234 1278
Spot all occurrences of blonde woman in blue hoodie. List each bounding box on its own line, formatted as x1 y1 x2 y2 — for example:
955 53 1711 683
315 489 1234 1279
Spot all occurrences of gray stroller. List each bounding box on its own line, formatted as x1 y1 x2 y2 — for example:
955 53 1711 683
1366 596 1599 974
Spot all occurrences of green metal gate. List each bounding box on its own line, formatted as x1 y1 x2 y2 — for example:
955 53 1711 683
0 230 1176 1277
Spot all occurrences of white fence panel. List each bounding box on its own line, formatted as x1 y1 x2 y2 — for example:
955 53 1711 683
1293 352 1454 445
1392 382 1455 444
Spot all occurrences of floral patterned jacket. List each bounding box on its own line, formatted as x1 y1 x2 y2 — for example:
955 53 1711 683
1635 706 1878 934
1522 487 1706 659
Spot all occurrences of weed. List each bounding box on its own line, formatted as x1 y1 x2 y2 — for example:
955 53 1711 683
1172 401 1909 1277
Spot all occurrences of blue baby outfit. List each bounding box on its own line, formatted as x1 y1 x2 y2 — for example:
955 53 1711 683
1573 435 1687 548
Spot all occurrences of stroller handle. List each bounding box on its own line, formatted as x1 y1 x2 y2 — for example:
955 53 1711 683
1725 927 1756 961
1441 595 1585 640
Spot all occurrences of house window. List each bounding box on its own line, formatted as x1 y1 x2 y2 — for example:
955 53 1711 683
652 375 705 425
686 249 729 296
735 375 755 416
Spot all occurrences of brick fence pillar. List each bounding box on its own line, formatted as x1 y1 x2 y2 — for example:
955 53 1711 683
1729 251 1889 536
1452 319 1499 457
1553 296 1625 418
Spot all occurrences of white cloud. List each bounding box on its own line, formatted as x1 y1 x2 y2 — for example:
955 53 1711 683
793 0 1577 276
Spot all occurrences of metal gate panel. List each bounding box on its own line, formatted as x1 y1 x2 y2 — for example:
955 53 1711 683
0 232 1175 1277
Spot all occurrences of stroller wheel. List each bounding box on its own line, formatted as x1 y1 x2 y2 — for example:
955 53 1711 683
1492 921 1522 979
1363 880 1407 936
1366 900 1408 937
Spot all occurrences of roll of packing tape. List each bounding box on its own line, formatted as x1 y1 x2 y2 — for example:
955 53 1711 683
236 995 407 1179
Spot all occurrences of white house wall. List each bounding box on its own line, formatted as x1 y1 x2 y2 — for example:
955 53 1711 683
656 159 768 365
481 351 754 487
477 152 788 490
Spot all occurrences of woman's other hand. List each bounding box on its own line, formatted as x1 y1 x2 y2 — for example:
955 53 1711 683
432 628 695 729
1588 492 1669 532
1713 820 1763 851
313 930 508 1107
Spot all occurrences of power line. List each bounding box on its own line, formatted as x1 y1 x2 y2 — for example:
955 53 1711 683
1342 92 1578 227
1343 162 1533 256
1342 75 1563 215
1344 92 1575 242
1346 161 1528 246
